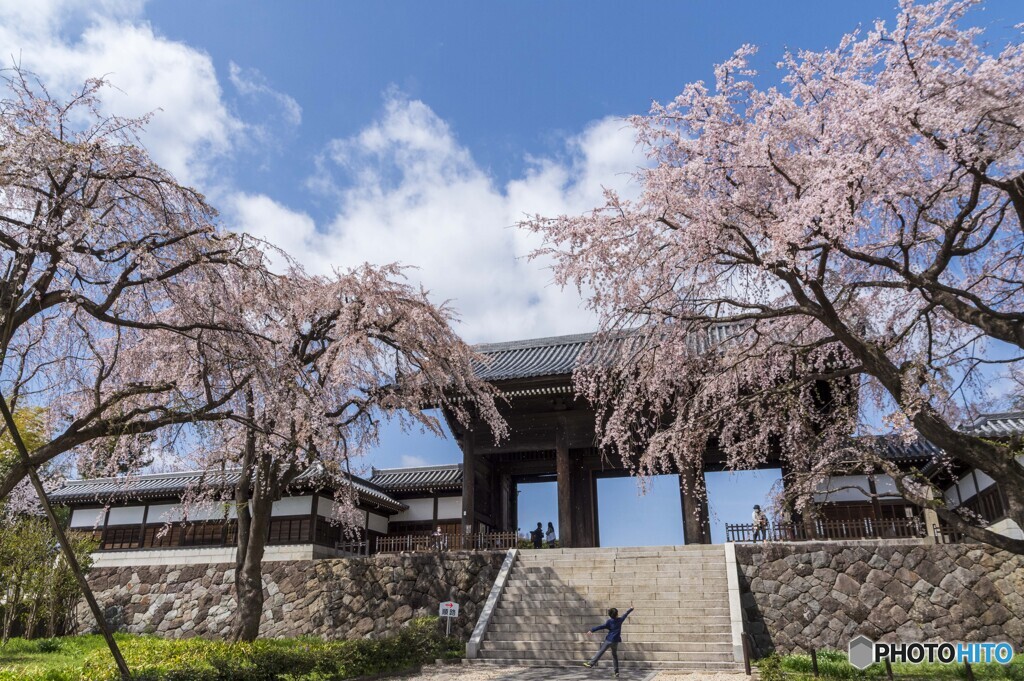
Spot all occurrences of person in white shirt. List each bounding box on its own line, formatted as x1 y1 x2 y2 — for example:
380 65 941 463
752 505 769 543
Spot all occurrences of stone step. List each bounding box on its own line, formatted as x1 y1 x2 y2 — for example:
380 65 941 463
468 657 744 671
511 570 721 580
506 575 726 585
516 557 724 561
485 627 731 640
477 648 737 663
513 561 722 568
497 585 724 598
499 595 728 607
506 573 727 582
517 545 724 553
493 602 729 614
516 558 723 567
473 546 735 672
489 613 732 626
483 640 734 653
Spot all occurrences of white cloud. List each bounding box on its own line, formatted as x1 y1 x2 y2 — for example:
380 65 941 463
6 2 646 344
399 454 429 468
229 61 302 127
0 0 238 185
229 192 317 269
233 93 645 343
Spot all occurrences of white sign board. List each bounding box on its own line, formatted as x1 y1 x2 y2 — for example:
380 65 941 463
439 601 459 618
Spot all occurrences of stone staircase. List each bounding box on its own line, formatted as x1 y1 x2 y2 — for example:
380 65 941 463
473 545 743 672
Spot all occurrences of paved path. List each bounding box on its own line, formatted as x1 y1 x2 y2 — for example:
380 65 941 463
406 665 751 680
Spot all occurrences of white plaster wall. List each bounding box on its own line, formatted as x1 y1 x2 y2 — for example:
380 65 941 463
106 506 145 525
367 512 389 534
146 501 236 522
70 508 106 528
988 518 1024 541
814 475 871 503
90 544 318 567
437 496 461 520
147 503 185 522
873 475 899 497
943 485 959 508
959 475 978 501
272 495 312 517
389 498 434 522
974 469 996 492
317 496 341 518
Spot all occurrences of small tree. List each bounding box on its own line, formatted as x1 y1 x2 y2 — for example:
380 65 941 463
526 0 1024 552
0 515 94 642
214 265 505 642
0 69 271 676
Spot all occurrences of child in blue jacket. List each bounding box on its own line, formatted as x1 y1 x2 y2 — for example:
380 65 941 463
583 604 634 676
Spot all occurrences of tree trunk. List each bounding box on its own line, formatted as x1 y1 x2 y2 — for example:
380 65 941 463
232 486 272 642
25 601 38 639
789 276 1024 553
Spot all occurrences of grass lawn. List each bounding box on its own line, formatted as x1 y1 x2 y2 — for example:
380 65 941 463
0 635 112 676
0 617 461 681
760 649 1024 680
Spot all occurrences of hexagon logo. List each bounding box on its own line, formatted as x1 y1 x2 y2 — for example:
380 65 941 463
848 635 875 670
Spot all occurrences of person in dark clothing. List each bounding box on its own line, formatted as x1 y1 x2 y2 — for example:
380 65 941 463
530 522 544 549
583 604 634 676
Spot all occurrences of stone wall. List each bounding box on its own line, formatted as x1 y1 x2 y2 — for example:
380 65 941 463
79 551 506 640
735 542 1024 656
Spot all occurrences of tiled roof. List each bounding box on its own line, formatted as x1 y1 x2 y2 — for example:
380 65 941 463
472 333 597 382
961 411 1024 438
369 464 462 493
472 326 744 384
48 465 406 513
862 435 943 462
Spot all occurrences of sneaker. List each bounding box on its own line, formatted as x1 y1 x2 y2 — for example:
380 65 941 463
582 662 593 668
614 673 620 678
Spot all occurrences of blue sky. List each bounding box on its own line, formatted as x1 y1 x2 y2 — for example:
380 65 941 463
3 0 1021 545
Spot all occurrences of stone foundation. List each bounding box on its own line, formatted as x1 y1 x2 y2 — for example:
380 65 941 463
735 542 1024 656
79 551 506 640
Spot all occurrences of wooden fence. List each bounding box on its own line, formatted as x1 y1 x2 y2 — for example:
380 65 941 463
374 531 518 554
725 517 929 543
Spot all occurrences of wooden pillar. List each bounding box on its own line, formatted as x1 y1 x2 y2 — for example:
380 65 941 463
867 475 884 521
461 430 476 534
572 463 596 547
679 463 710 545
556 417 573 548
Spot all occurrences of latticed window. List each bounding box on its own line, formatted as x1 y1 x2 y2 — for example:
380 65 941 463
268 517 311 544
101 525 141 550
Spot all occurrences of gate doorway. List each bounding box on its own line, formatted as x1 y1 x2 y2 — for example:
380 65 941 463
515 477 557 546
596 474 686 547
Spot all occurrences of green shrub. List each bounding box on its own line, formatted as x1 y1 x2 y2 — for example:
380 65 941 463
771 647 1024 680
34 639 62 654
758 652 785 681
2 617 456 681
